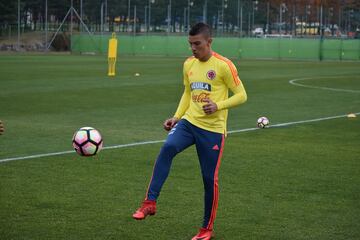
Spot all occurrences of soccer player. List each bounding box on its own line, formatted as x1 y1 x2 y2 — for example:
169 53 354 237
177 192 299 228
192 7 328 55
132 22 247 240
0 120 4 135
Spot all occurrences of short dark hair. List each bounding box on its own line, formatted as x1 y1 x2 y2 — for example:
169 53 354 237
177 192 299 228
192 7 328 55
189 22 212 38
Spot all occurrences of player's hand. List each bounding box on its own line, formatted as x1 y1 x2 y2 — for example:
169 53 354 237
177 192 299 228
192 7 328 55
0 120 4 135
163 117 179 131
202 98 218 115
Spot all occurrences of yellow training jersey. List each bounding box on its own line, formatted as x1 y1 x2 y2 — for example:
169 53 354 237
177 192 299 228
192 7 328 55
174 52 247 134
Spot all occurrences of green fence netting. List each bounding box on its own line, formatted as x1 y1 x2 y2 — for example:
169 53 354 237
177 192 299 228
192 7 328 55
71 34 360 61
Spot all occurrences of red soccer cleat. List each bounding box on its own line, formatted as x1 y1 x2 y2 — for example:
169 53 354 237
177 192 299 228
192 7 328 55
132 200 156 220
191 228 214 240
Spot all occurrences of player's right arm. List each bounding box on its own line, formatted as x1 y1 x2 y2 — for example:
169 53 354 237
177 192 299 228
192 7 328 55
163 60 191 131
163 85 191 131
173 85 191 120
0 120 4 135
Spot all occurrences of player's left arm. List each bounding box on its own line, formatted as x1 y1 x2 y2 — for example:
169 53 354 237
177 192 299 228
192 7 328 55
215 62 247 110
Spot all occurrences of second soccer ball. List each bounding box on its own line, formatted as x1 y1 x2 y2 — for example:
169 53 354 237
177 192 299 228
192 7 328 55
257 117 270 128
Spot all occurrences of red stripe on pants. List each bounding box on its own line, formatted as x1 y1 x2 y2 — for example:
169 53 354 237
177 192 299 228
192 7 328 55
206 134 225 230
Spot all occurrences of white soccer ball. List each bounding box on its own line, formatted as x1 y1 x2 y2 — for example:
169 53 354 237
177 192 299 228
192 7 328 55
72 127 103 156
257 116 270 129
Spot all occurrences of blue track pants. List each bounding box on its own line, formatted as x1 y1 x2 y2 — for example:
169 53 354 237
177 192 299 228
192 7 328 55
145 119 225 230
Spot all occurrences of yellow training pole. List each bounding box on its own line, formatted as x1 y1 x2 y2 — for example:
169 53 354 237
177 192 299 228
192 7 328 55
108 32 118 76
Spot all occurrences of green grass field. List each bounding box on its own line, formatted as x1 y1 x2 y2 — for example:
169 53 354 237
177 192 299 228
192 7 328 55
0 54 359 239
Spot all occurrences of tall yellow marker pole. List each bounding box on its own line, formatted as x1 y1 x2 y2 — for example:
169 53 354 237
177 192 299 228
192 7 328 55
108 32 118 76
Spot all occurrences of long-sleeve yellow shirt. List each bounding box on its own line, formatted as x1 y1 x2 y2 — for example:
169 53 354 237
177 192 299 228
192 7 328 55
174 52 247 134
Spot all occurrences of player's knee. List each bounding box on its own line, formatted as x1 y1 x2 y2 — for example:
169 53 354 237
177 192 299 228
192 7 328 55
162 141 180 155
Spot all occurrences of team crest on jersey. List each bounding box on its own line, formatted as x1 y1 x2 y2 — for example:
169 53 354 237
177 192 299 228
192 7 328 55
206 70 216 80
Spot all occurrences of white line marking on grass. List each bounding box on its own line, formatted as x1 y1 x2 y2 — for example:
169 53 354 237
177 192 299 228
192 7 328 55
0 150 75 163
0 140 166 164
229 112 360 133
1 112 358 164
289 76 360 93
